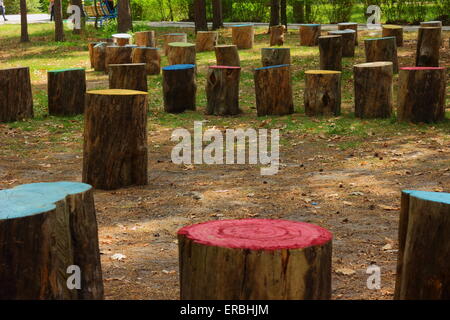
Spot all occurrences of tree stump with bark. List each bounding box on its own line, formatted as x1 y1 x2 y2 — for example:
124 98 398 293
162 64 196 113
319 35 342 71
105 46 133 74
178 219 332 300
163 33 187 56
254 64 294 116
270 25 285 46
304 70 341 117
205 66 241 116
0 181 104 300
420 21 442 46
92 42 107 72
196 31 218 52
328 30 356 57
353 61 393 119
261 47 291 67
0 67 33 122
48 68 86 116
395 190 450 300
135 31 156 47
167 42 196 66
131 47 161 75
300 24 321 46
382 25 404 47
364 37 399 73
231 24 254 49
108 63 147 92
215 45 240 67
337 22 358 45
83 89 148 190
416 27 441 67
397 67 446 123
112 33 132 46
88 42 100 68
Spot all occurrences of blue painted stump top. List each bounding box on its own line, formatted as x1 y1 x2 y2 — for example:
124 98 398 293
403 190 450 205
365 36 396 41
48 68 85 73
165 33 187 36
255 64 290 71
329 29 356 34
162 64 196 71
231 24 253 27
338 22 357 25
0 182 92 220
300 24 321 27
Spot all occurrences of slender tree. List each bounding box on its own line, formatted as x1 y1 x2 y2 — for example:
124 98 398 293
212 0 223 30
270 0 280 27
54 0 65 42
20 0 30 42
118 0 132 32
280 0 287 29
293 0 305 23
194 0 207 32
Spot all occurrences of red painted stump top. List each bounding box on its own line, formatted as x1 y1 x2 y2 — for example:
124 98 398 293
178 219 332 250
400 67 445 71
209 65 241 70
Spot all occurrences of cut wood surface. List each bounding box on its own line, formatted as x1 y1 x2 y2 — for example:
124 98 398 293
231 24 254 49
261 47 291 67
364 37 399 73
163 33 187 56
131 47 161 75
319 35 342 71
108 63 148 92
327 30 355 57
337 22 358 45
382 25 404 47
162 64 197 113
196 31 218 52
416 27 441 67
270 25 285 46
48 68 86 116
300 24 321 46
215 45 240 66
167 42 196 66
135 31 156 47
0 67 33 122
206 66 241 116
304 70 341 117
104 46 133 74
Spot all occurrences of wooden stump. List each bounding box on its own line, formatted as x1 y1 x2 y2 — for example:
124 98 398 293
162 64 196 113
395 190 450 299
397 67 446 123
319 35 342 71
196 31 218 52
0 181 104 300
382 25 404 47
300 24 321 46
261 47 291 67
416 27 441 67
328 30 356 57
88 42 100 68
0 67 33 122
48 68 86 116
215 45 240 67
254 64 294 117
108 63 148 92
163 33 187 56
167 42 196 66
270 25 285 46
178 219 332 300
337 22 358 45
206 66 241 116
364 37 399 73
112 33 132 46
353 62 393 119
131 47 161 75
304 70 341 117
105 46 133 74
92 42 107 72
83 89 148 190
231 24 254 49
135 31 156 47
420 21 442 46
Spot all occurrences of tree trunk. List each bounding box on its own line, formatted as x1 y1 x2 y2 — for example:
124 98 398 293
269 25 285 46
132 47 161 75
353 61 393 119
108 63 148 92
54 0 65 42
135 31 156 47
196 31 218 52
194 0 208 32
270 0 280 27
280 0 287 29
167 43 196 66
0 67 34 122
382 25 404 47
420 21 442 46
328 30 355 57
215 45 240 66
19 0 30 43
88 42 100 68
397 67 446 123
254 64 294 116
300 24 321 46
163 33 187 56
395 190 450 299
48 68 86 116
416 27 441 67
0 182 104 300
337 22 358 45
93 43 107 72
304 70 341 117
178 219 332 299
162 64 196 113
319 35 342 71
293 0 305 23
83 89 148 190
231 24 254 49
365 37 398 73
206 66 241 116
261 47 291 67
212 0 223 30
117 0 132 33
105 46 133 74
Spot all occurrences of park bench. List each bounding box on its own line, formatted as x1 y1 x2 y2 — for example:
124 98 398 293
84 0 117 28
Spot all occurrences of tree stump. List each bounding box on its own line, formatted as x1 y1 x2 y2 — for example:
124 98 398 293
300 24 321 46
92 42 107 72
319 35 342 71
167 42 196 66
270 25 285 46
337 22 358 45
420 21 442 46
0 67 33 122
83 89 148 190
112 33 132 46
205 66 241 116
135 31 156 47
215 45 240 67
105 46 133 74
163 33 188 56
354 61 393 119
162 64 196 113
397 67 446 123
87 42 100 68
395 190 450 300
416 27 441 67
108 63 147 92
364 37 399 73
231 24 254 49
254 64 294 117
382 25 404 47
328 30 356 57
261 47 291 67
48 68 86 116
0 181 104 300
196 31 218 52
131 47 161 75
304 70 341 117
178 219 332 300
